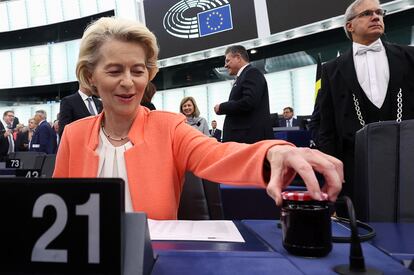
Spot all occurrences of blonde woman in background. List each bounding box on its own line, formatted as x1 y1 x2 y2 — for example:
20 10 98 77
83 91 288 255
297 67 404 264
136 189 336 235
180 96 209 135
15 118 37 151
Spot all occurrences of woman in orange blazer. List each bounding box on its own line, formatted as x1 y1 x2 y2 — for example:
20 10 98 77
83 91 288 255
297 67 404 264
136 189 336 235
53 17 343 220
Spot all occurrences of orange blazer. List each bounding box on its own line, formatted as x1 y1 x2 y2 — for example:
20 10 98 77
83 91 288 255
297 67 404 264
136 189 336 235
53 107 291 219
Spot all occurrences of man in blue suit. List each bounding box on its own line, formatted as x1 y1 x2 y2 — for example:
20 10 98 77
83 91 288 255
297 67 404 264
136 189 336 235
214 45 273 143
280 107 299 127
209 120 222 142
30 110 57 154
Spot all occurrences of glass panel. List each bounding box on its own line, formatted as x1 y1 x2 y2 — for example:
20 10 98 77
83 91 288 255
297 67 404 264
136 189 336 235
152 92 162 110
12 105 34 127
8 0 28 30
26 0 46 27
411 26 414 45
97 0 115 12
12 48 31 87
50 43 68 83
45 0 63 24
184 85 208 120
51 102 61 122
163 89 184 113
115 0 137 20
79 0 98 17
292 65 317 115
31 45 50 86
62 0 80 21
0 3 9 32
206 81 232 131
66 40 81 81
0 51 12 88
266 71 293 114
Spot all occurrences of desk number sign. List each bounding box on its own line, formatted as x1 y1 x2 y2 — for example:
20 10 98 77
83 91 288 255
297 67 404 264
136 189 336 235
6 158 21 168
0 178 124 274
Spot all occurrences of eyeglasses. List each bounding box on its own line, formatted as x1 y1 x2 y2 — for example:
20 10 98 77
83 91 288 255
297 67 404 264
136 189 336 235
348 9 386 21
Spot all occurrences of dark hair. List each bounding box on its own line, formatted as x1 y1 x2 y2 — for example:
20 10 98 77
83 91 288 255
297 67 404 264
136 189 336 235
225 45 249 62
3 110 14 118
142 82 157 104
283 107 294 113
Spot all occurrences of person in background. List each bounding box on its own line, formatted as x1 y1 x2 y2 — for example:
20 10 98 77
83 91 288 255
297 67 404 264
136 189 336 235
180 96 209 135
141 81 157 110
53 17 343 220
209 120 222 142
13 123 24 141
15 118 37 152
318 0 414 202
58 85 103 138
30 110 57 154
214 45 273 143
280 107 299 127
0 110 15 160
12 116 19 129
53 120 60 146
179 96 210 219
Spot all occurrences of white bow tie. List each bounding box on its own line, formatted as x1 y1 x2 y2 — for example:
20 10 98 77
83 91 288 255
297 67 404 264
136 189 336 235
355 41 382 55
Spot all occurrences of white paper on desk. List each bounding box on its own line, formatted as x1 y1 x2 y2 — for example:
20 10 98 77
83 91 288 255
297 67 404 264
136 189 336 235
148 220 245 242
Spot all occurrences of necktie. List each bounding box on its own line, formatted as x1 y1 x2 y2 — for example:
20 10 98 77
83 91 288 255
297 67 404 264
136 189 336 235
7 126 14 154
87 97 96 115
287 120 291 127
355 41 382 55
212 129 215 135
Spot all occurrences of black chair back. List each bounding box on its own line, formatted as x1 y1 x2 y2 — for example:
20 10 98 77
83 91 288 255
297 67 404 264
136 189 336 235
8 151 45 169
40 154 56 177
354 120 414 222
178 172 224 220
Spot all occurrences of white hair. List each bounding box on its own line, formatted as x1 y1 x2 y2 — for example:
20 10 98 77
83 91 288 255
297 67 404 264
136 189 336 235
343 0 381 40
35 110 47 120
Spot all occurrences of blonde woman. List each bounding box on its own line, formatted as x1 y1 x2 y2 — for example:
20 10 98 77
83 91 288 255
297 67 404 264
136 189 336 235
180 96 209 135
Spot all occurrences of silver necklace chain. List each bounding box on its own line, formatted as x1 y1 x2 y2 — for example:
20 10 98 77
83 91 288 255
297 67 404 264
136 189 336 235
352 88 403 127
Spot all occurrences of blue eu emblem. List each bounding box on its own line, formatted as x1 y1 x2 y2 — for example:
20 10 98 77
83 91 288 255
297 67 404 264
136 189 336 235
198 4 233 37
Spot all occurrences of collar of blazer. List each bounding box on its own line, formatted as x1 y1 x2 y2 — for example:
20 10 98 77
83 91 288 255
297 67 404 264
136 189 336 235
86 108 146 151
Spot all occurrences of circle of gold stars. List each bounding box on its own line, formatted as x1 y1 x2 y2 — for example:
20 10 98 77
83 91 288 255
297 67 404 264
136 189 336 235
206 11 224 31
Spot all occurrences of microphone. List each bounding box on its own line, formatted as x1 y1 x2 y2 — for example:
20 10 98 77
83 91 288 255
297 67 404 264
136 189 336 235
333 196 382 275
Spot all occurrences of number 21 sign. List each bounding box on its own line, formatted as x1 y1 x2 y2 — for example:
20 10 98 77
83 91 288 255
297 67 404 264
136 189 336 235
0 178 124 274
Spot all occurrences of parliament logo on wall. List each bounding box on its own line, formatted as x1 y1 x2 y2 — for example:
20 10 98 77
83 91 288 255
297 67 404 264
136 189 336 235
144 0 257 59
163 1 233 39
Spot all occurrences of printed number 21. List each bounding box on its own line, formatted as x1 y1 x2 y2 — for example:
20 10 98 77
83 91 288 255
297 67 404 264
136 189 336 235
31 193 100 263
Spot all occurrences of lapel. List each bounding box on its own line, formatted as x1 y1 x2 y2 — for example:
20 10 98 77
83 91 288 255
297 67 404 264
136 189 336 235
384 42 404 94
229 64 250 99
337 49 364 97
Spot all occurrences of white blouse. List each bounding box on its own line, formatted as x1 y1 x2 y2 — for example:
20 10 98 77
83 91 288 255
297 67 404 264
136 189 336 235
96 129 134 212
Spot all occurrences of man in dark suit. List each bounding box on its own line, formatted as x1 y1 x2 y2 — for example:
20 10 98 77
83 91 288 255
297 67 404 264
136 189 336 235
30 110 57 154
318 0 414 200
209 120 222 142
0 110 15 161
214 45 273 144
279 107 299 127
58 86 103 138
